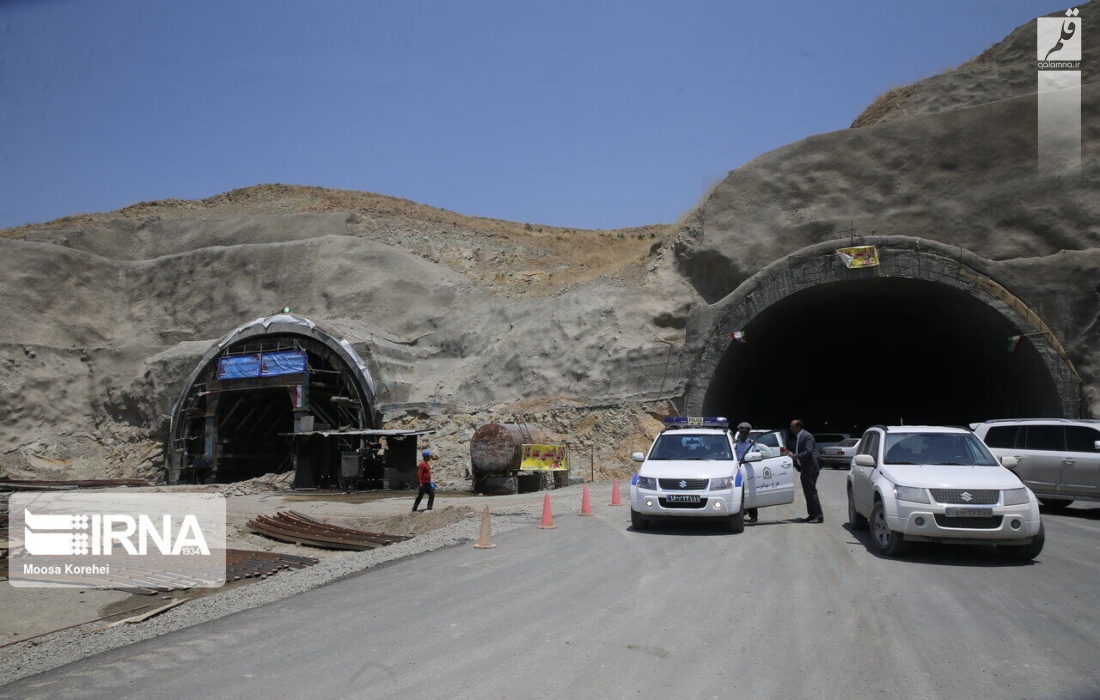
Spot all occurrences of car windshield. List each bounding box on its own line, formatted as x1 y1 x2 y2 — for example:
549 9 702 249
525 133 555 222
883 433 998 466
836 438 860 447
650 433 732 460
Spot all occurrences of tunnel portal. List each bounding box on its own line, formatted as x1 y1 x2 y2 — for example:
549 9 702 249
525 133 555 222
689 239 1081 436
702 277 1062 434
168 315 379 485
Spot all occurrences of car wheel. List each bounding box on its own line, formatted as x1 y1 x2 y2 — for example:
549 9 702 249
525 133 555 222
727 491 745 533
728 510 745 534
1038 498 1073 512
997 521 1045 561
631 509 649 531
847 488 868 530
870 501 907 556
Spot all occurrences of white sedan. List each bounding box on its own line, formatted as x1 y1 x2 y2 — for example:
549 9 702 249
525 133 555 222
819 437 860 469
846 425 1044 560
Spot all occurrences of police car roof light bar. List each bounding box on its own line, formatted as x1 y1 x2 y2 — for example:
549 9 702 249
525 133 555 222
663 416 729 429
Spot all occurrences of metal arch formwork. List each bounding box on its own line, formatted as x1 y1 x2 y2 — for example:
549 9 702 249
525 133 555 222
683 236 1083 420
167 314 381 485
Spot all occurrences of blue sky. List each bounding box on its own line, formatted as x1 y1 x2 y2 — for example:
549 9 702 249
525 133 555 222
0 1 1070 230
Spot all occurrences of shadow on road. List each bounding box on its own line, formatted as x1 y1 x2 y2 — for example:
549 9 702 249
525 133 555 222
1040 505 1100 520
841 522 1039 567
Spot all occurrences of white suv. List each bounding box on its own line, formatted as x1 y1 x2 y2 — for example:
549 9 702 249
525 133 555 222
971 418 1100 510
846 425 1043 560
630 417 795 532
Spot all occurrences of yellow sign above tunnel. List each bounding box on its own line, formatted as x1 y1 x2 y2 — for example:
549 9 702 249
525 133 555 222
836 245 880 268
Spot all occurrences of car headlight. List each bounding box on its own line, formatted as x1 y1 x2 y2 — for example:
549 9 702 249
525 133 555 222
1002 488 1029 506
710 476 732 490
894 485 929 503
636 476 657 490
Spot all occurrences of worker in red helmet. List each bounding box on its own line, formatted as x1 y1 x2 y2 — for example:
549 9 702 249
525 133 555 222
412 449 436 512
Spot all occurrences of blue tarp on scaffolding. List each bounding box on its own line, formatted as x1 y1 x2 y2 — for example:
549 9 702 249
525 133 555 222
261 350 307 376
218 351 306 380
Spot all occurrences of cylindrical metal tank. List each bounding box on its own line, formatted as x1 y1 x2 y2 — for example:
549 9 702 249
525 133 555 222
469 423 543 474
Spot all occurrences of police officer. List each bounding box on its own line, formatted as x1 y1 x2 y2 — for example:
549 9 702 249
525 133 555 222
734 422 759 524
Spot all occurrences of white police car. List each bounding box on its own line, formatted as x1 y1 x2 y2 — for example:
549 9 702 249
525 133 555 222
630 417 796 532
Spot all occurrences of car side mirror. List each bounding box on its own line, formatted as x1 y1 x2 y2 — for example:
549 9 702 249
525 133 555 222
1001 455 1019 468
632 452 645 462
742 450 763 463
854 454 875 468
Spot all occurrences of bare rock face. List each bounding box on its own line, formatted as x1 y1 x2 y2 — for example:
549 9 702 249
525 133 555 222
677 86 1099 303
0 189 691 479
1 7 1097 480
673 8 1099 417
852 6 1099 128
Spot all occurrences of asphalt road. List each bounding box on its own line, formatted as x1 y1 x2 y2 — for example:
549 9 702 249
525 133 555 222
4 471 1100 699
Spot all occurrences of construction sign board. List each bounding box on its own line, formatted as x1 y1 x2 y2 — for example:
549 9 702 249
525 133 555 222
520 444 568 471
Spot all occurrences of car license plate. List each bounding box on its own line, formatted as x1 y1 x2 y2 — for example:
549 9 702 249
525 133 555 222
666 494 701 503
945 507 992 517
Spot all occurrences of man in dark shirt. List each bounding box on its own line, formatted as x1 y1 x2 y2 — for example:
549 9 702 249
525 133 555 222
782 419 823 523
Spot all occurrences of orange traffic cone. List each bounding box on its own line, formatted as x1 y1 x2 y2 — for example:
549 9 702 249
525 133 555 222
539 493 556 529
580 485 594 515
610 480 623 506
473 505 496 549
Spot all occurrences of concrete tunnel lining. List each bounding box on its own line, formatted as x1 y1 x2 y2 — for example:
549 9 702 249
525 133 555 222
684 237 1082 430
167 314 379 483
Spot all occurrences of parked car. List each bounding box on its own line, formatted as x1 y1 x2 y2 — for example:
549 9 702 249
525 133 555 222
971 418 1100 510
820 437 860 469
846 425 1044 560
630 417 795 532
815 432 854 450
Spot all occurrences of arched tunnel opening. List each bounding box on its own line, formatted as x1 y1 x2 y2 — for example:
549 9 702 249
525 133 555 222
209 386 296 482
173 331 375 484
702 277 1064 436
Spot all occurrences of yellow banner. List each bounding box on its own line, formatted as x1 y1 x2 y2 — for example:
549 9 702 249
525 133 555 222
520 444 568 471
836 245 880 268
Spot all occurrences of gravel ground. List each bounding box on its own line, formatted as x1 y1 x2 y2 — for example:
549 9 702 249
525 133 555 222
0 486 562 687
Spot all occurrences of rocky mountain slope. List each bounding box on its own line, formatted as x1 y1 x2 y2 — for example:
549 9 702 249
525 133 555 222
1 5 1096 485
0 185 690 485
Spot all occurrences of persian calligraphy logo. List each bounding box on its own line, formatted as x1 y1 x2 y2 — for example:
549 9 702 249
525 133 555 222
1036 8 1082 174
1038 8 1082 64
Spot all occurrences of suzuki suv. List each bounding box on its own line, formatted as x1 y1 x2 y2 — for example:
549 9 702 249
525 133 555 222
847 425 1043 560
971 418 1100 510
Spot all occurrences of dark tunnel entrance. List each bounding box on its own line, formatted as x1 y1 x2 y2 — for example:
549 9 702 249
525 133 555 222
209 386 296 482
702 277 1065 435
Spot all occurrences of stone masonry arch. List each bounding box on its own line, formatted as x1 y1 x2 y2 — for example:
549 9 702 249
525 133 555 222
684 237 1082 427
